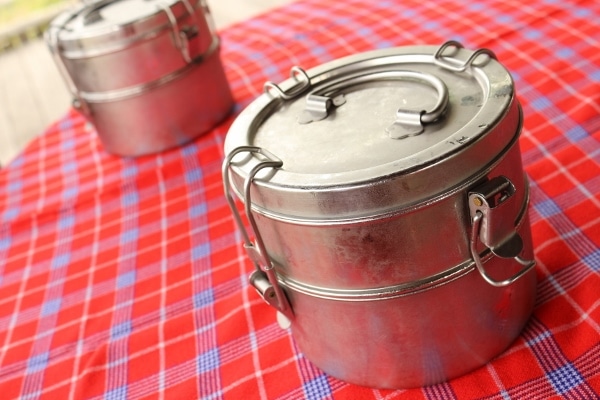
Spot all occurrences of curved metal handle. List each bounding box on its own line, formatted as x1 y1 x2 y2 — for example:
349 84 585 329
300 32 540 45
296 69 449 139
470 211 536 287
222 146 293 318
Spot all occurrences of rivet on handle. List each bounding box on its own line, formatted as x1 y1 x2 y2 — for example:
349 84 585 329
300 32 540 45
385 71 449 139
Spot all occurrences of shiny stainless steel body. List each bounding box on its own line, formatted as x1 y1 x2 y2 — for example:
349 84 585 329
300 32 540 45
46 0 233 156
222 42 536 388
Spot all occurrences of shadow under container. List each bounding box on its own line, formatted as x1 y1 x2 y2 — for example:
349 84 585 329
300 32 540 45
46 0 233 156
223 42 537 389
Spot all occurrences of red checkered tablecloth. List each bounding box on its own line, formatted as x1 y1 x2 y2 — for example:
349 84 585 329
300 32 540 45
1 0 599 399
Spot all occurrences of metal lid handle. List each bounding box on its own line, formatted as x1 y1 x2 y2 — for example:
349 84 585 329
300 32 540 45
295 69 449 139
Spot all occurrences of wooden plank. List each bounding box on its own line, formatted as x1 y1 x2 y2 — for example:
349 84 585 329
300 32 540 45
20 39 71 132
0 78 15 166
0 42 45 164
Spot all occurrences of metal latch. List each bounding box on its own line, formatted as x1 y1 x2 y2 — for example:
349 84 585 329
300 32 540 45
222 146 294 321
468 176 536 287
469 176 522 257
157 0 199 64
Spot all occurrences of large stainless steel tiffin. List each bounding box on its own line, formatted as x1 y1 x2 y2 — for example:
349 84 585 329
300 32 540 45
222 41 536 389
47 0 233 156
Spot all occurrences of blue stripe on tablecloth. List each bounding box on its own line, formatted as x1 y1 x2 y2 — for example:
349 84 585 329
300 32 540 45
548 363 585 394
520 318 599 398
26 352 49 373
111 321 132 341
117 270 136 289
105 385 127 400
583 249 600 272
40 298 62 317
535 199 563 217
198 348 220 374
193 288 214 309
303 375 332 399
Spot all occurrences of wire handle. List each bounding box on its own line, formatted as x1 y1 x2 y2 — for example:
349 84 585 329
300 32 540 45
222 146 293 318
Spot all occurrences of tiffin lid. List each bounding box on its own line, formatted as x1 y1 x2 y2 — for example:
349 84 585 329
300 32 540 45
224 42 521 222
47 0 213 59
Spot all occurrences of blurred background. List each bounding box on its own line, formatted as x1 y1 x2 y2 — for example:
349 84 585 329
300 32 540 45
0 0 294 165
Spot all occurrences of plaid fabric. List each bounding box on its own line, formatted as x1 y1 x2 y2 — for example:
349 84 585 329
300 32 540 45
1 0 599 398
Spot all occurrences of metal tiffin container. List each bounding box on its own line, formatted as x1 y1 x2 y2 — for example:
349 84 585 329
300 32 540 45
46 0 233 156
222 41 536 389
